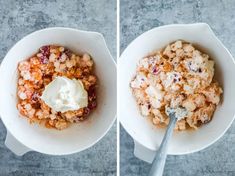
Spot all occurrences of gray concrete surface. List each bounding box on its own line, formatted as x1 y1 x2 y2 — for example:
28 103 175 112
120 0 235 176
0 0 116 176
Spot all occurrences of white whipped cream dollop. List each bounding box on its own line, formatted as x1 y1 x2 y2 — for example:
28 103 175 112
41 76 88 113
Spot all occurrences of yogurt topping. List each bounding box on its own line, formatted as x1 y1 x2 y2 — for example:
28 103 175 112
41 76 88 113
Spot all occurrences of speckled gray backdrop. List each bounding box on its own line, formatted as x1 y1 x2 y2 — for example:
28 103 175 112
120 0 235 176
0 0 116 176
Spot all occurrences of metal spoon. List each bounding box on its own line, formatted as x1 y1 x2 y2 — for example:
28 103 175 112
148 107 187 176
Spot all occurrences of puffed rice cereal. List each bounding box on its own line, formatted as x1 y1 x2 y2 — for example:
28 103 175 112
17 45 97 130
130 40 222 130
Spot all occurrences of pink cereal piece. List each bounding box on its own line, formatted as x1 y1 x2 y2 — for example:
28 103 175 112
59 64 66 70
28 108 36 118
37 53 43 58
31 70 42 82
86 60 93 67
17 104 27 115
19 92 27 100
83 53 91 61
49 53 57 62
20 89 33 99
18 61 30 71
18 86 29 99
38 46 50 64
40 46 50 56
21 70 31 80
65 59 76 68
39 55 49 64
65 60 73 68
54 61 60 68
30 57 40 65
35 110 44 119
31 92 40 103
18 85 25 91
59 53 67 62
24 103 32 111
49 114 57 120
18 78 24 85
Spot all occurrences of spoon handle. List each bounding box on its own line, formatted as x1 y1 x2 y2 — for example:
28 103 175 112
148 117 177 176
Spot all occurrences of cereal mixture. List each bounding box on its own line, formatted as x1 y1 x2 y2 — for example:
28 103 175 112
130 40 222 130
17 45 97 130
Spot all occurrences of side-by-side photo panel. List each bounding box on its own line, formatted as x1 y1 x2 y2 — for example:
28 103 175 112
0 0 116 175
119 0 235 176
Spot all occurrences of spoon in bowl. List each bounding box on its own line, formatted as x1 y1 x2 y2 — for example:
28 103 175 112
148 106 188 176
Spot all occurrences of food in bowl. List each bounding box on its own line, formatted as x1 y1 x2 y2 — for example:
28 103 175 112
17 45 97 130
130 40 222 130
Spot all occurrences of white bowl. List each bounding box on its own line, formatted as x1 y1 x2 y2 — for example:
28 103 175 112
0 27 116 155
118 23 235 160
